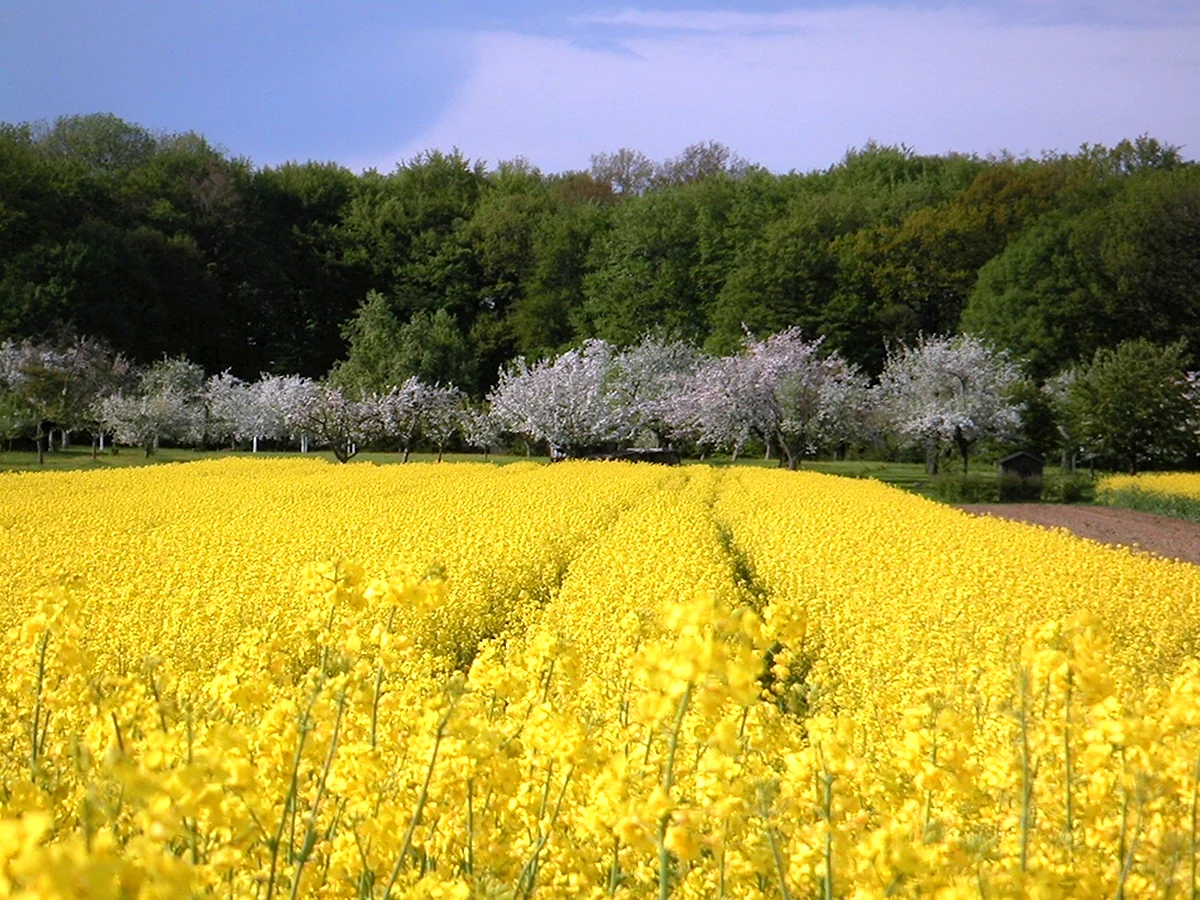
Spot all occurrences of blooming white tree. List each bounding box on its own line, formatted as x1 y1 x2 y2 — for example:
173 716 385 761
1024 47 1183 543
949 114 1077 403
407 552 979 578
462 404 503 458
420 384 466 462
204 371 248 449
488 340 627 457
874 333 1022 474
357 377 466 462
370 377 427 462
0 337 129 461
608 336 701 447
205 373 300 452
282 380 374 463
97 356 206 457
667 353 759 460
777 354 873 464
669 328 869 468
0 339 55 455
262 374 321 453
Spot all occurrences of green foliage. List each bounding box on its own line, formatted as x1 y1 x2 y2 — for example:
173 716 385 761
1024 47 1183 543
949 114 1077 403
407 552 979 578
332 292 476 395
962 164 1200 378
1096 486 1200 522
1064 339 1195 474
928 473 999 503
1006 379 1061 461
1041 473 1094 504
1 116 1197 397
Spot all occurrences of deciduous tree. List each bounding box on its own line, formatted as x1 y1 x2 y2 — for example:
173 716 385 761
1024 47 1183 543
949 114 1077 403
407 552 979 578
874 333 1021 474
1063 339 1195 474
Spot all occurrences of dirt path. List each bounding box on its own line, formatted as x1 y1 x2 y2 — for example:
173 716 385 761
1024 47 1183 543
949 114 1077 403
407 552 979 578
959 504 1200 566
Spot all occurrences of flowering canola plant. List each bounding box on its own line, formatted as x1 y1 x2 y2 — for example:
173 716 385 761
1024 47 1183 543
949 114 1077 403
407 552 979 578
1098 472 1200 523
1099 473 1200 502
3 458 1200 897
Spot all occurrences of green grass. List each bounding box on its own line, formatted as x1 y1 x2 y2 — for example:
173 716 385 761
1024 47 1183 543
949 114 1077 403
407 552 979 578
1096 487 1200 522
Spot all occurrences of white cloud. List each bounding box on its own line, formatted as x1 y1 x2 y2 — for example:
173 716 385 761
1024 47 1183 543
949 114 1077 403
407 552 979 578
363 5 1200 174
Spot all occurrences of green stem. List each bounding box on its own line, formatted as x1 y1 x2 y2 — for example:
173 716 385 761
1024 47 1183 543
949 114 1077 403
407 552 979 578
1019 666 1033 876
1115 798 1143 900
658 682 693 900
1116 749 1130 900
515 764 576 900
767 824 793 900
820 759 834 900
264 682 321 900
370 607 397 750
465 778 475 876
289 689 347 900
29 630 50 779
608 835 621 896
382 696 458 900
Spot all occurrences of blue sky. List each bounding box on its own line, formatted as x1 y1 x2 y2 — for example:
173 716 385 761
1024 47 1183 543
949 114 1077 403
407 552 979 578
1 1 1197 173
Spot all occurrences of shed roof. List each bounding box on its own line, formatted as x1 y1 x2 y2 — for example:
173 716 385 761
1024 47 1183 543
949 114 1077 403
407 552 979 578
998 451 1044 466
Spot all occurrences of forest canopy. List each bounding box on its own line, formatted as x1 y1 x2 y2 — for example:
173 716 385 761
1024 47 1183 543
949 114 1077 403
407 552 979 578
2 114 1196 392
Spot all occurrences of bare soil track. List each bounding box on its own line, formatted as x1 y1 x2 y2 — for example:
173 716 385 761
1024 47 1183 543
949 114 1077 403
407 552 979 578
959 504 1200 566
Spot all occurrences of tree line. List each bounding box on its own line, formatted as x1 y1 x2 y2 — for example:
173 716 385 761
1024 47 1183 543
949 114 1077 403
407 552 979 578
3 114 1198 396
4 330 1196 475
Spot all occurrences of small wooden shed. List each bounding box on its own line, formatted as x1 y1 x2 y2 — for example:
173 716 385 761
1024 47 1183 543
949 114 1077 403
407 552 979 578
998 451 1044 501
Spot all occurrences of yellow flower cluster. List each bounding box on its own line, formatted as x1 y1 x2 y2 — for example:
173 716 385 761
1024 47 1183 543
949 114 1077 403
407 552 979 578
3 459 1200 897
1099 472 1200 503
1100 472 1200 499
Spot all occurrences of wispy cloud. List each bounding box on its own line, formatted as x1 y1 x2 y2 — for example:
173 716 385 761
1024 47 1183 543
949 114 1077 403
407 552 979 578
366 3 1200 174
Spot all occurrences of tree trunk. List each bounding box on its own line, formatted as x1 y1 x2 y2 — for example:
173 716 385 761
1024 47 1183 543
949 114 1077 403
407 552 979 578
252 435 258 453
925 443 939 476
778 434 798 470
92 436 99 460
955 428 971 475
35 422 44 466
402 444 411 463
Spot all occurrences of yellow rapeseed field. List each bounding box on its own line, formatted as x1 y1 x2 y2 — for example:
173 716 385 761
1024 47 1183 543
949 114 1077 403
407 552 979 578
1100 472 1200 501
3 458 1200 898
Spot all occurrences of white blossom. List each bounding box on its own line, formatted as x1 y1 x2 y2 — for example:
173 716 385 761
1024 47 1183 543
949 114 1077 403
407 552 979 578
608 336 700 446
874 333 1021 474
488 340 626 457
668 328 869 467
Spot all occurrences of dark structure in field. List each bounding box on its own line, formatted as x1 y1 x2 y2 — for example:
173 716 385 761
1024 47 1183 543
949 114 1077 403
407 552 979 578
999 452 1044 502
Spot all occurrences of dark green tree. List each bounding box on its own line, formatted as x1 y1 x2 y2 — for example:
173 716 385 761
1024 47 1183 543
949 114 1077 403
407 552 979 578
963 165 1200 378
332 292 476 395
1064 339 1194 474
